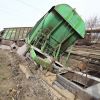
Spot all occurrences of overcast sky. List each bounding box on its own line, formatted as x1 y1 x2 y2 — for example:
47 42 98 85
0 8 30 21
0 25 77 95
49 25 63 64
0 0 100 30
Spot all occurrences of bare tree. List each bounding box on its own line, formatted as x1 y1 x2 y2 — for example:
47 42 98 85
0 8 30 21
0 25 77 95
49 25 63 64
86 16 99 28
86 16 100 43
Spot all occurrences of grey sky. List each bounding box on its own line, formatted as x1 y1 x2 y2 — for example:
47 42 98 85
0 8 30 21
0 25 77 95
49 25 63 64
0 0 100 30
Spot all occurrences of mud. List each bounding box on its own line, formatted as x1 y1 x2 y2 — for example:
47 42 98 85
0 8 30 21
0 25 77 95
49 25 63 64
0 49 65 100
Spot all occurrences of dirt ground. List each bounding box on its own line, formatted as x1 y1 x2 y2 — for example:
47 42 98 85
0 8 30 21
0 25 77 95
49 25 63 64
0 49 63 100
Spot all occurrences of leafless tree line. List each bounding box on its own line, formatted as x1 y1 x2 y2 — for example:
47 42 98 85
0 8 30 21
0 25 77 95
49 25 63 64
86 16 100 43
